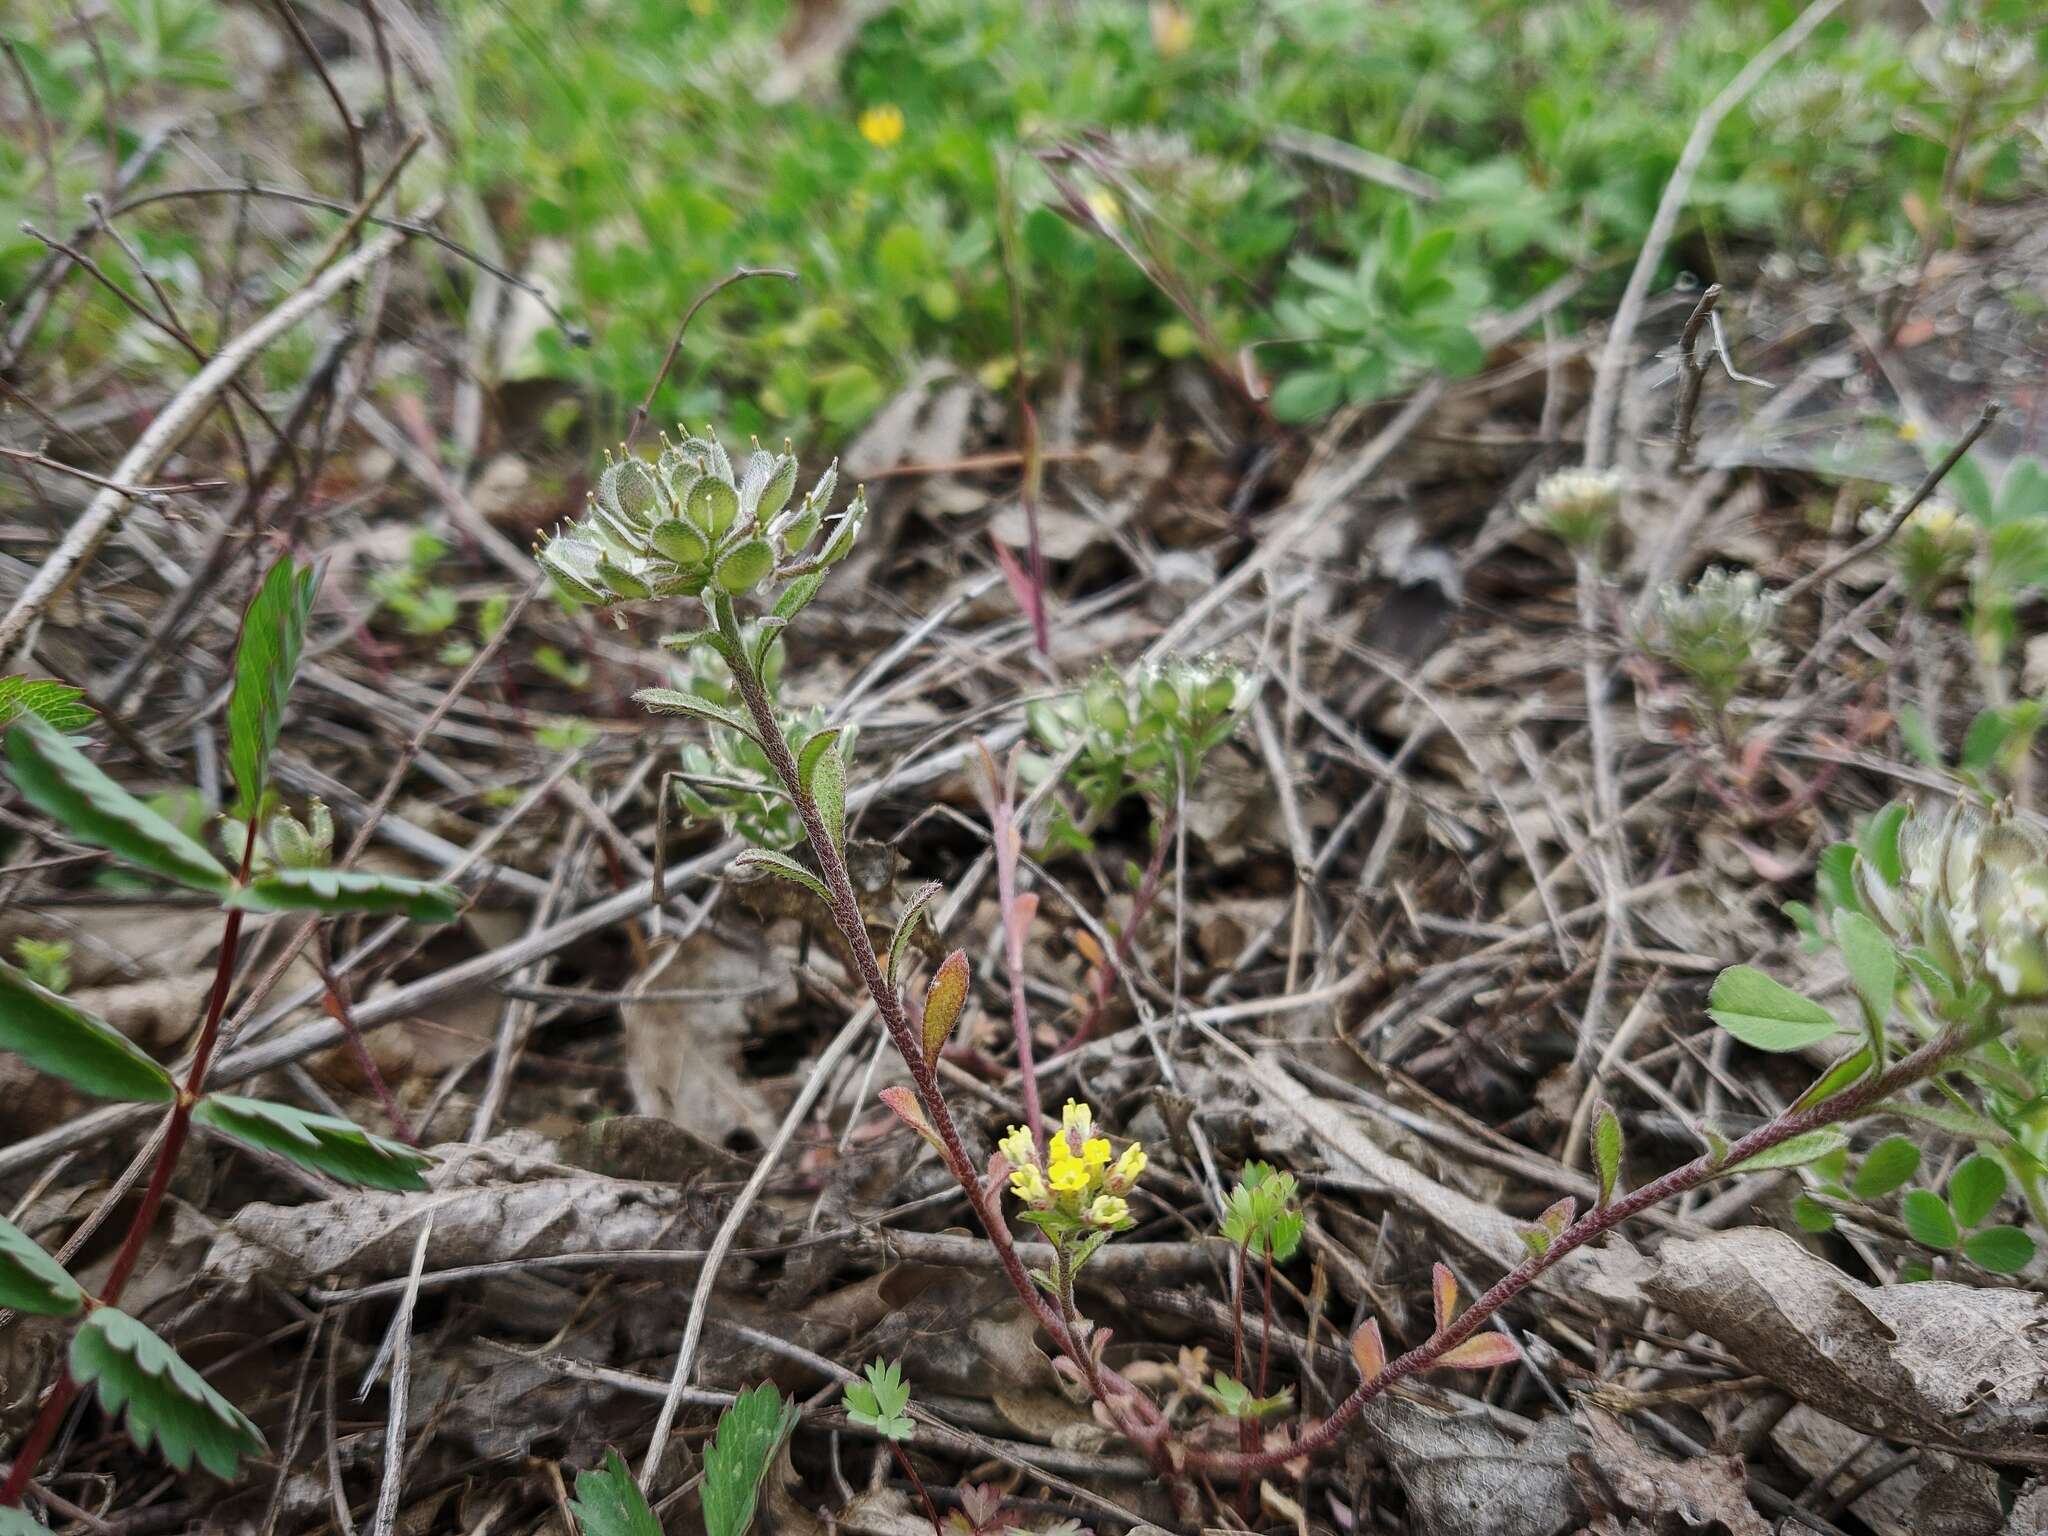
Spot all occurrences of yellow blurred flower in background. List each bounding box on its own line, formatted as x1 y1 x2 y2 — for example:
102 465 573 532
859 104 905 149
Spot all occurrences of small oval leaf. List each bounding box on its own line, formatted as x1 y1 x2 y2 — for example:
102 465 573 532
887 880 943 989
921 949 970 1066
1901 1189 1959 1250
227 867 461 924
1433 1333 1521 1372
1431 1262 1457 1335
1948 1154 2007 1229
1707 966 1843 1052
1727 1127 1848 1174
1962 1225 2035 1274
1350 1318 1385 1381
1851 1135 1921 1199
0 958 176 1103
1593 1100 1623 1208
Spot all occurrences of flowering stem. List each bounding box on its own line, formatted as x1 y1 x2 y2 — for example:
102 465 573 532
1188 1021 1972 1478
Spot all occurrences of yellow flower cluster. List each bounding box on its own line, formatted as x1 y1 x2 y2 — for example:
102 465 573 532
999 1100 1146 1228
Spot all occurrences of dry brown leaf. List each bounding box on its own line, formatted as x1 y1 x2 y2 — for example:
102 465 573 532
1361 1397 1582 1536
1569 1405 1767 1536
1649 1229 2048 1463
623 932 786 1150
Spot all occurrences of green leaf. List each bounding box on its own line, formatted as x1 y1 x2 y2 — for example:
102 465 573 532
1794 1046 1873 1110
0 1509 56 1536
1792 1194 1836 1233
569 1449 660 1536
0 1213 84 1315
227 867 461 924
772 571 826 622
1902 1189 1959 1250
843 1357 914 1442
1852 1136 1922 1199
1960 708 2015 775
1962 1225 2035 1274
1817 842 1860 917
3 712 233 895
1948 1154 2006 1228
887 880 943 988
714 538 776 594
701 1383 798 1536
69 1308 267 1479
193 1094 431 1191
1728 1128 1847 1174
0 958 176 1103
0 676 94 733
227 556 321 821
811 743 846 854
1586 1098 1623 1206
1836 911 1896 1062
633 687 761 742
730 849 831 908
1859 802 1909 888
1707 966 1843 1052
795 726 843 796
1897 704 1943 769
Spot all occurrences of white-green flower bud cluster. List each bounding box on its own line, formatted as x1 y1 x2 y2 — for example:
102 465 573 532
1520 468 1621 554
1648 566 1783 711
537 428 862 608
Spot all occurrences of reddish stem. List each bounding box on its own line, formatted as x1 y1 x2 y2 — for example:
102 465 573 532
888 1441 945 1535
318 959 416 1144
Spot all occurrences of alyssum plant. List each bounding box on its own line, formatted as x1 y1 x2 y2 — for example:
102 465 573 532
0 559 457 1528
550 428 2042 1520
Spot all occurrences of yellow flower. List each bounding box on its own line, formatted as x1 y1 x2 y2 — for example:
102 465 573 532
1085 188 1122 228
858 104 905 150
1150 3 1194 57
1110 1142 1148 1191
1087 1194 1131 1228
1061 1099 1094 1138
998 1125 1037 1170
1080 1136 1113 1171
1897 419 1922 443
1048 1157 1092 1195
1009 1164 1048 1204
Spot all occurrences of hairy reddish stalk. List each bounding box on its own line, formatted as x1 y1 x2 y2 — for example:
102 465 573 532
1 825 258 1507
1189 1021 1971 1478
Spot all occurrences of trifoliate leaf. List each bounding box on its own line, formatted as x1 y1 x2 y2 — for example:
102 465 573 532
1593 1100 1624 1208
843 1357 914 1441
1902 1189 1959 1250
0 676 94 733
1727 1127 1847 1174
887 880 943 988
3 712 233 896
1948 1154 2006 1229
1851 1135 1921 1199
1707 966 1842 1051
921 949 970 1067
0 958 175 1103
730 849 831 908
227 867 460 925
1962 1225 2035 1274
568 1449 660 1536
0 1213 83 1315
193 1094 430 1191
69 1308 266 1479
1433 1333 1521 1372
701 1383 798 1536
227 556 322 821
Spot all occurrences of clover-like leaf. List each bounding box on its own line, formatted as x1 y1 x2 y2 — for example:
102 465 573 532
1851 1135 1921 1199
730 848 832 908
1707 966 1842 1052
0 1213 84 1316
0 958 176 1103
843 1357 914 1441
0 676 94 733
194 1094 431 1191
887 880 943 989
1963 1226 2035 1274
568 1449 659 1536
227 556 322 821
1902 1189 1959 1250
69 1308 267 1479
701 1382 798 1536
3 712 233 895
1948 1154 2006 1229
227 867 461 924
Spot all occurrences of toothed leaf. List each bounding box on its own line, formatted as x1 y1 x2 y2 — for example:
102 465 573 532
194 1094 431 1191
0 1214 83 1316
568 1449 660 1536
228 556 322 821
69 1308 267 1479
701 1382 798 1536
0 676 94 733
0 958 175 1103
227 867 460 924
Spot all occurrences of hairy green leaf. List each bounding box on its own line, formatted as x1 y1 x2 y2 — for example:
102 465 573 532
1794 1045 1873 1110
1816 841 1860 917
1592 1100 1623 1208
1852 1135 1921 1199
1948 1154 2006 1229
1902 1189 1959 1249
731 848 831 908
887 881 943 989
0 958 175 1103
227 867 460 924
0 676 94 733
568 1450 660 1536
1859 802 1908 888
1963 1225 2035 1274
69 1308 266 1479
772 570 826 622
3 712 233 895
194 1094 431 1191
1836 913 1896 1058
1707 966 1842 1052
1727 1128 1847 1174
0 1213 84 1316
811 742 846 853
633 687 760 741
702 1383 798 1536
714 537 775 594
228 557 322 820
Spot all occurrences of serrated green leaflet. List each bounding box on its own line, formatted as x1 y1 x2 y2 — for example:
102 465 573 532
1902 1189 1958 1249
702 1383 798 1536
227 867 461 924
3 712 233 895
69 1308 266 1479
194 1094 431 1191
1592 1101 1622 1207
731 848 831 908
1726 1127 1846 1174
633 687 760 741
1948 1154 2006 1228
843 1357 914 1441
1963 1225 2035 1274
1707 966 1842 1052
0 676 94 733
887 881 943 987
228 556 321 821
0 1213 83 1315
1852 1135 1921 1198
568 1449 661 1536
0 958 176 1103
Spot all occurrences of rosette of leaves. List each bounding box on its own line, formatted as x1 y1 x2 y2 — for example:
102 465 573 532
1027 658 1252 846
1645 566 1783 717
537 429 862 611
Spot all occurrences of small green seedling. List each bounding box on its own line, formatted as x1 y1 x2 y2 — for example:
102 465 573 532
843 1357 916 1442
